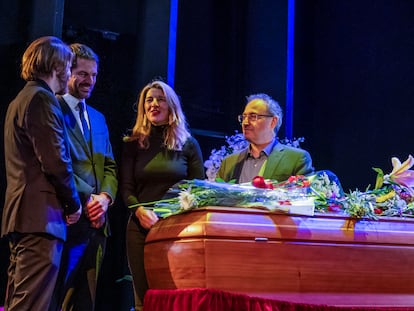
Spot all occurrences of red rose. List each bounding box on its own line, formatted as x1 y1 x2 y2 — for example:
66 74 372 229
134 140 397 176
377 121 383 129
252 176 267 188
374 208 382 215
288 176 297 183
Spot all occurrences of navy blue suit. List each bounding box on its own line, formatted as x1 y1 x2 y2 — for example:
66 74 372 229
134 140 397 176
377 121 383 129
50 96 118 311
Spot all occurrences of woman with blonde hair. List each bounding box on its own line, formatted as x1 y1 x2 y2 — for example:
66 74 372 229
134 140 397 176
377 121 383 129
120 80 205 310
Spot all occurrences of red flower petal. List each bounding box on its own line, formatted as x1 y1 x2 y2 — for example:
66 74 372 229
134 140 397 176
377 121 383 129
252 176 267 188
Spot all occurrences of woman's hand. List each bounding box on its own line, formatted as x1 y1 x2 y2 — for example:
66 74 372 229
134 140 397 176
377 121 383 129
135 206 159 229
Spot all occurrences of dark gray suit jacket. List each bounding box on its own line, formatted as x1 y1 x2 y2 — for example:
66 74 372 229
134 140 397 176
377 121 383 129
2 80 81 241
58 96 118 236
217 142 315 183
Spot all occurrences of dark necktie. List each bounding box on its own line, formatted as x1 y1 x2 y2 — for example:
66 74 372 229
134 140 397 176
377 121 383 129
78 102 90 142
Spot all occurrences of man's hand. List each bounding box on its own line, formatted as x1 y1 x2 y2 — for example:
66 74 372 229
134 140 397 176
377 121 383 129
85 193 110 228
66 205 82 225
91 214 106 229
135 206 159 229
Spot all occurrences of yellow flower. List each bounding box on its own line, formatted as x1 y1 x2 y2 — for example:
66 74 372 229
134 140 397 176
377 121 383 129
375 189 395 203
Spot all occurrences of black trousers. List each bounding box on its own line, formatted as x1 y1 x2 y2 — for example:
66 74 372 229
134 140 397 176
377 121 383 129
49 227 106 311
126 215 149 310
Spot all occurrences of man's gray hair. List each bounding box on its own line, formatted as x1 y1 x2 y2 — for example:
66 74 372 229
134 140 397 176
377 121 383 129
246 93 283 133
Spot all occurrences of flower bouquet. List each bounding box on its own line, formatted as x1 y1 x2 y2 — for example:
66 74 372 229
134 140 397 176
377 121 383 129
130 178 316 218
342 155 414 219
129 155 414 220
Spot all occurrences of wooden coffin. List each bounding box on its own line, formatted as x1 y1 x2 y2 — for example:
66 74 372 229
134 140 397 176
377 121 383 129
144 206 414 306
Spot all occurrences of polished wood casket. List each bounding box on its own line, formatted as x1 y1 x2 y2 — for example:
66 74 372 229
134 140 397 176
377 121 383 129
144 206 414 307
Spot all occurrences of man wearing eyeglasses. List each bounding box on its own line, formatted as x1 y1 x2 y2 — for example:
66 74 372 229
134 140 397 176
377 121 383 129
217 93 314 183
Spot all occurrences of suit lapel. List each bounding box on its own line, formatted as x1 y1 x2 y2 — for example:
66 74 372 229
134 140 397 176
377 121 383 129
58 96 92 157
263 143 284 179
232 149 248 182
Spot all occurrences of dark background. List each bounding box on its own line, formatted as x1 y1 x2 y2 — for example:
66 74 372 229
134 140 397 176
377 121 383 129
1 0 414 309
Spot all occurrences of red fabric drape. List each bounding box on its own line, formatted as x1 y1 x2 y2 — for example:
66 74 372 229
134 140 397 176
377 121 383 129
143 288 414 311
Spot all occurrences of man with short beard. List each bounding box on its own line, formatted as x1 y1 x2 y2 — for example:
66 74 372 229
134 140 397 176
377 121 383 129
49 43 118 311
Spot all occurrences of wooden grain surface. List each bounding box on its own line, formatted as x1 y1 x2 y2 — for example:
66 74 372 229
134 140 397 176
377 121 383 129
144 206 414 306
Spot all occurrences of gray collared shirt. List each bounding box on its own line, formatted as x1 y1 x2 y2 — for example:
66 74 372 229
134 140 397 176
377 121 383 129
239 139 276 183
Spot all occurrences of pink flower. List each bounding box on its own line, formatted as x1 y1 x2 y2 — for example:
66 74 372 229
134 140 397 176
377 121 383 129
385 155 414 191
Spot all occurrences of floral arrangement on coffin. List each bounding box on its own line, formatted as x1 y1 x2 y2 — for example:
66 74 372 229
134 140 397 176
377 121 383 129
259 155 414 219
343 155 414 218
129 156 414 220
130 177 317 218
201 131 414 218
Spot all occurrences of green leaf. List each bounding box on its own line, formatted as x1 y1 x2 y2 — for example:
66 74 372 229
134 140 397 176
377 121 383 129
372 167 384 189
153 208 176 213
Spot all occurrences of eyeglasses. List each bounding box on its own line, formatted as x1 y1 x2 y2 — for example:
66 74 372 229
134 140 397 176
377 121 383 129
237 113 274 123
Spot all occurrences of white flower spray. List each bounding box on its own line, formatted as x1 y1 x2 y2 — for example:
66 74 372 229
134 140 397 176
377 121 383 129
179 188 197 210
